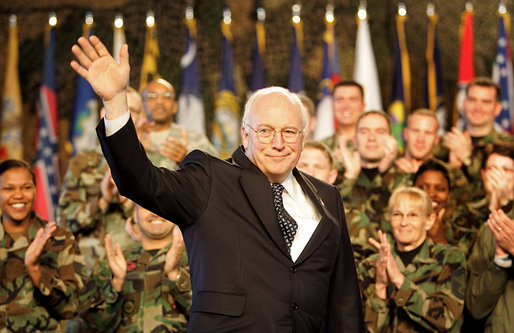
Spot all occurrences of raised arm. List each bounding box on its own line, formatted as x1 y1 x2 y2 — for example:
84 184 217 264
71 35 129 120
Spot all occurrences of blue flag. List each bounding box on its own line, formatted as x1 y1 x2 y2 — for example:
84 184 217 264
177 17 205 134
249 20 266 92
69 24 99 155
492 13 514 133
34 26 59 220
211 19 240 158
288 21 304 93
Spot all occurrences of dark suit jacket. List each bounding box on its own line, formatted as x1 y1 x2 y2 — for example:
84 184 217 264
97 120 364 333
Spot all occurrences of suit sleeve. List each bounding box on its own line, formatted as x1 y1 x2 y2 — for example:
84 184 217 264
97 119 211 227
326 186 365 332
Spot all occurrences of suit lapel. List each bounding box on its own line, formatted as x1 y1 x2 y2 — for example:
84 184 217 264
233 147 292 258
293 170 335 265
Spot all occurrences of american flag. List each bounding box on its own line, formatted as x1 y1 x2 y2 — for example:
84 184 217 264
492 12 514 133
33 26 59 221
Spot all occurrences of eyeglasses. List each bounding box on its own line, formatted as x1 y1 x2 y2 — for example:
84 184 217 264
390 211 424 222
146 91 174 100
247 125 302 144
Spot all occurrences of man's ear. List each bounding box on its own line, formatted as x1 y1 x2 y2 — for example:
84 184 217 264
494 101 502 117
328 169 338 185
242 126 249 150
125 217 142 242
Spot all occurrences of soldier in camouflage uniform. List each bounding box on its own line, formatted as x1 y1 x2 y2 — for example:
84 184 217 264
396 108 471 201
143 78 218 167
358 187 466 332
464 143 514 237
0 159 85 332
320 80 366 184
413 160 480 255
434 77 514 200
339 110 409 263
465 208 514 333
79 204 191 332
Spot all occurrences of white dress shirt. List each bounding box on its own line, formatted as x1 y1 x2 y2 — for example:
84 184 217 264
281 173 321 262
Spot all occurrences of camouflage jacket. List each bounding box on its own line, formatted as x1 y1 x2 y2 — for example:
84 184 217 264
57 150 177 275
358 237 466 332
0 214 85 332
465 209 514 333
340 166 409 230
434 128 514 200
148 123 219 169
80 242 192 332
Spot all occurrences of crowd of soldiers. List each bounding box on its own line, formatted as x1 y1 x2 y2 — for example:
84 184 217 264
0 74 513 332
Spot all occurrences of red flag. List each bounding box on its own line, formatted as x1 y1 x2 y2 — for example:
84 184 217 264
454 6 474 129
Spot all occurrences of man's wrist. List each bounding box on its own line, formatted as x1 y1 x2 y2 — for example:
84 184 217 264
494 254 512 268
168 268 181 282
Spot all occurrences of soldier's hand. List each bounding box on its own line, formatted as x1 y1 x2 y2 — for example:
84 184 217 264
488 209 514 256
443 128 471 167
100 169 117 205
160 129 188 163
25 221 57 285
71 36 130 119
340 139 361 179
136 121 155 152
378 135 398 173
369 230 389 299
487 166 514 210
165 225 185 281
105 234 127 292
395 157 421 174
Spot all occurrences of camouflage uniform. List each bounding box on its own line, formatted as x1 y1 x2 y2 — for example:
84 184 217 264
358 237 467 332
0 213 85 332
80 242 192 332
433 128 514 200
340 166 410 264
465 209 514 333
148 123 219 170
57 149 176 275
440 200 481 256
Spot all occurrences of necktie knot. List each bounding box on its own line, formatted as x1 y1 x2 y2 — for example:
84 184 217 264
271 183 297 251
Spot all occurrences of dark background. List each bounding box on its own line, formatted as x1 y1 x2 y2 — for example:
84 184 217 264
0 0 512 174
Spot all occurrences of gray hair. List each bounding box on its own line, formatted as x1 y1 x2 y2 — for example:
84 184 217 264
242 87 307 133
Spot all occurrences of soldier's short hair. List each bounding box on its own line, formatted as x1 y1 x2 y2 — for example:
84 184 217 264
142 78 176 99
356 110 392 134
466 76 501 101
407 109 439 131
303 141 335 169
332 80 364 100
388 186 435 218
413 160 451 189
0 159 36 185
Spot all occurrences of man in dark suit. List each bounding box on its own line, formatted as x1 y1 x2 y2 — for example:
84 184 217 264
71 35 363 333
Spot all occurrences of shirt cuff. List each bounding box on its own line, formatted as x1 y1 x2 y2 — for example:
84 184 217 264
104 111 130 136
494 254 512 268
